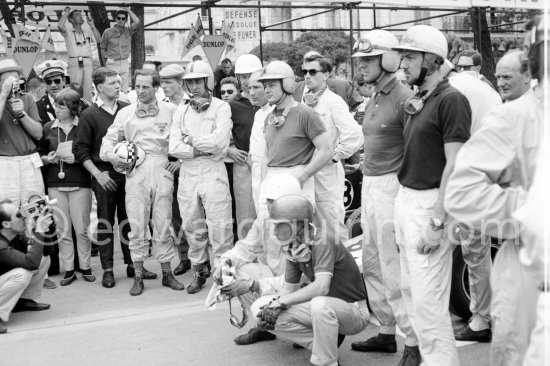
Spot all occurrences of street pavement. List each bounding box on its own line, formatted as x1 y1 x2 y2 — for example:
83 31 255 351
2 246 491 366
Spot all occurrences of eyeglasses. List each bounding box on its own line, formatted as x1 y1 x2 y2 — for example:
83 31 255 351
301 69 322 76
229 296 248 329
220 89 235 95
45 78 63 85
457 64 474 71
117 17 127 21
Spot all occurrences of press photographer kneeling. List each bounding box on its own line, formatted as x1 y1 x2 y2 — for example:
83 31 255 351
0 199 54 334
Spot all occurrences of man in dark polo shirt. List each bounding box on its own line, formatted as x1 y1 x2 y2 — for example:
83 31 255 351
250 195 370 366
73 67 156 288
227 54 262 239
0 200 53 334
392 25 471 366
0 59 44 206
348 30 419 366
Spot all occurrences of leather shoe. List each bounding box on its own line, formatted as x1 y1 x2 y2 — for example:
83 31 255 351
397 345 421 366
102 271 115 288
351 334 397 353
455 324 492 342
0 318 6 334
234 327 276 345
162 272 186 291
174 259 191 276
12 298 50 312
129 276 144 296
43 278 57 289
60 272 77 286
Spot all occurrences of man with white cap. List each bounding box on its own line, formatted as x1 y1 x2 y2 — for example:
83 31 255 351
293 50 363 112
159 64 192 276
169 60 234 294
392 25 471 365
348 30 419 366
0 59 43 206
58 7 101 102
258 60 331 215
299 51 363 244
227 54 263 239
100 68 184 296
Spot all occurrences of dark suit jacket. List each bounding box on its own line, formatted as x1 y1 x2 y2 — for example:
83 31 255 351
293 77 363 111
36 94 90 125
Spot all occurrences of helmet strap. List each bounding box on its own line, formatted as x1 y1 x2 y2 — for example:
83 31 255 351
413 53 428 86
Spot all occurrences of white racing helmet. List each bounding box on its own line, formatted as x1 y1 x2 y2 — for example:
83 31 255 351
112 141 145 175
183 60 215 91
392 25 448 59
258 60 297 94
235 54 263 75
352 29 401 73
263 173 301 201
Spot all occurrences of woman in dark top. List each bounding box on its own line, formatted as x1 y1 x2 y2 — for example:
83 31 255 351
38 89 94 286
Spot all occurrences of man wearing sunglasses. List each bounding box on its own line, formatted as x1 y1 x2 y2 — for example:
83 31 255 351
392 25 471 366
249 194 369 366
101 7 140 93
219 77 239 102
0 200 53 334
35 60 88 125
299 52 363 245
349 30 419 366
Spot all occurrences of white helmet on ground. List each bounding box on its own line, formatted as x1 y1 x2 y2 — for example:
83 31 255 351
112 141 145 175
392 25 448 59
183 60 215 90
352 29 401 72
263 173 301 201
258 60 297 94
235 54 262 75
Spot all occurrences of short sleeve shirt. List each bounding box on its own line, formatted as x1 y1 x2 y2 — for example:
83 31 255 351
101 24 138 60
60 24 94 58
398 79 471 190
265 103 326 167
284 240 368 303
0 94 40 156
362 75 414 176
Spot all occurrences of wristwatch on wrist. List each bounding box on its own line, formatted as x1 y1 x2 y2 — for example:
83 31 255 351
430 217 444 230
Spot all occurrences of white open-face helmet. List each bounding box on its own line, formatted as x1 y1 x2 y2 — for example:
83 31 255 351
183 60 215 91
257 60 297 94
352 29 401 73
392 25 448 59
112 141 145 175
263 173 302 201
235 54 263 75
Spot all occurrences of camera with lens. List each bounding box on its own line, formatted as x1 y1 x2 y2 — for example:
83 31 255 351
11 79 26 100
20 194 58 237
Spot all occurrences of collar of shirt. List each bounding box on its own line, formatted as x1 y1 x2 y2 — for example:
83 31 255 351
375 73 398 95
48 94 55 106
96 96 119 115
428 78 449 97
52 116 79 128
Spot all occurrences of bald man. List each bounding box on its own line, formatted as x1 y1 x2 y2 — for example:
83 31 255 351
495 50 532 102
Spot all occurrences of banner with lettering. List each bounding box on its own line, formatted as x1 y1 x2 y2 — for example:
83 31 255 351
221 21 235 53
194 14 206 38
181 26 202 59
202 35 226 70
13 39 42 77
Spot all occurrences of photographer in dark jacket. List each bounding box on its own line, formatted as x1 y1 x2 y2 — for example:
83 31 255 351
0 199 53 334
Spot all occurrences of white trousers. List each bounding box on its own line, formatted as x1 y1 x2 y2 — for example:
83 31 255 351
394 186 458 366
67 57 93 102
233 162 256 240
106 58 130 93
523 292 550 366
0 256 49 321
490 240 539 366
361 174 417 346
125 157 175 263
48 187 92 271
0 154 44 207
251 295 370 366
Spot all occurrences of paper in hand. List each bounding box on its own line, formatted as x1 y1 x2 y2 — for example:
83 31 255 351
56 141 73 159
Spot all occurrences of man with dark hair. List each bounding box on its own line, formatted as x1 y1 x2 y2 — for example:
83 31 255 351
58 7 101 102
293 50 363 112
101 68 184 296
495 50 532 102
214 58 235 98
0 199 53 334
100 6 140 93
219 77 239 102
456 49 495 89
74 67 155 288
393 25 471 365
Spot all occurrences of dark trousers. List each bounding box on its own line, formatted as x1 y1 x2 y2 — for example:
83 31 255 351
91 171 132 270
224 162 238 242
173 170 189 260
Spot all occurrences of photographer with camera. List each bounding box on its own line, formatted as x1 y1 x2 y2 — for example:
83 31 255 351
0 59 44 207
0 199 53 334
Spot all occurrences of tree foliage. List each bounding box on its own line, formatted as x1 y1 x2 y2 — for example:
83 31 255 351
250 31 352 75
